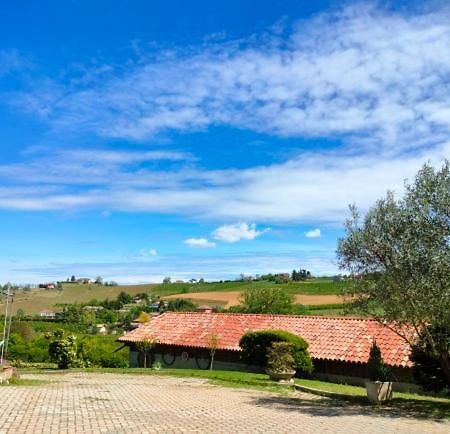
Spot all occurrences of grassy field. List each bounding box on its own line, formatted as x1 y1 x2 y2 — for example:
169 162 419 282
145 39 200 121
0 283 158 315
152 278 346 297
1 278 348 315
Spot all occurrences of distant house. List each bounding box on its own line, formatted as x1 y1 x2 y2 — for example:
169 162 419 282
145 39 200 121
82 305 104 312
96 324 107 335
39 282 56 289
76 278 92 284
38 310 57 319
119 312 416 385
196 305 216 313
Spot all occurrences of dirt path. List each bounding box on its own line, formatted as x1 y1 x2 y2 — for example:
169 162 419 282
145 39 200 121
165 291 345 307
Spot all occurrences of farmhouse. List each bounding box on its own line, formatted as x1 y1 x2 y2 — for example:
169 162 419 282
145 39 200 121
119 312 415 384
39 282 56 289
38 309 57 319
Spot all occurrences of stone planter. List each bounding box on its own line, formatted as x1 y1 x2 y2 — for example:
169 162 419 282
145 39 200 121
0 366 18 384
366 381 393 404
267 370 296 383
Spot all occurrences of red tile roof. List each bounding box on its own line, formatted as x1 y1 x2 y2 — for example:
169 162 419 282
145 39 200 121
119 312 414 367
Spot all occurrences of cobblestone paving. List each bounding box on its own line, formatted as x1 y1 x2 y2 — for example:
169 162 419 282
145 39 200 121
0 372 448 433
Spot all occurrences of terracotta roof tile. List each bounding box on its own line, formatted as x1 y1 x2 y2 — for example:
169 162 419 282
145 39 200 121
119 312 414 368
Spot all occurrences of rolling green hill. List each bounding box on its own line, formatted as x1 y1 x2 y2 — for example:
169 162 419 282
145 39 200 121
1 278 347 315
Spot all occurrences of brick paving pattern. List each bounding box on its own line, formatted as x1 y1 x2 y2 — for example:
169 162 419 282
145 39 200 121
0 372 448 433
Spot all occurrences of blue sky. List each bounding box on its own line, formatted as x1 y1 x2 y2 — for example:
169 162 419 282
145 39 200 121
1 0 449 284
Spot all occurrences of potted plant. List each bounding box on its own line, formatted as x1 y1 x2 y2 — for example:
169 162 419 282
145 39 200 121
266 342 296 382
366 340 393 404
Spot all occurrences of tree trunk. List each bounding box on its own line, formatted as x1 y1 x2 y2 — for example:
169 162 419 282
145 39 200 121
439 351 450 386
210 351 215 370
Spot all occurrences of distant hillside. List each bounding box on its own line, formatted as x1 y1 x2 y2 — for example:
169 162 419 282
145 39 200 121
0 278 347 315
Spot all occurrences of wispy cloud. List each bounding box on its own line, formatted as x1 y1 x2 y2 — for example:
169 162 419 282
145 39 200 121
305 228 321 238
1 4 450 226
12 4 450 153
184 238 216 248
0 49 30 77
0 141 449 222
10 251 336 284
213 222 270 243
62 149 193 164
139 248 157 257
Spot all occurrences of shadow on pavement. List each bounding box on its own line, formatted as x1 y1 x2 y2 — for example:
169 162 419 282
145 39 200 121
250 393 450 422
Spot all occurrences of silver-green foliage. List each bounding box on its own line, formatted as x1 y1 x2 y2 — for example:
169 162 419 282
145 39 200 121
337 162 450 383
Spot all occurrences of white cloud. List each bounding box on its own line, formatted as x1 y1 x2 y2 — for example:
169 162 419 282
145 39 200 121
139 248 157 257
63 149 192 164
213 222 270 243
1 5 450 224
13 4 450 153
305 229 321 238
7 251 337 284
0 141 449 223
184 238 216 248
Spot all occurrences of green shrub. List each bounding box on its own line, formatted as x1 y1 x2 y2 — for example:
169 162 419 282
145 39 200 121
267 342 295 373
367 341 392 382
239 329 313 375
410 325 450 392
10 321 35 341
79 336 129 368
47 330 85 369
166 298 196 312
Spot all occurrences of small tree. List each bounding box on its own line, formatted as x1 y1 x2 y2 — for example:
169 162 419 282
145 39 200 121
135 338 154 368
239 287 294 314
135 311 151 323
16 308 25 320
95 276 103 285
70 275 76 282
367 341 391 382
47 330 84 369
117 291 132 306
162 277 171 284
207 333 218 370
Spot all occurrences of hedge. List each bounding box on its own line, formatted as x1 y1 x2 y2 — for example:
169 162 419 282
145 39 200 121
239 329 313 375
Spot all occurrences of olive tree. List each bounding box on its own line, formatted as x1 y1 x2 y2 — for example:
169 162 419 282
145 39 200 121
337 162 450 384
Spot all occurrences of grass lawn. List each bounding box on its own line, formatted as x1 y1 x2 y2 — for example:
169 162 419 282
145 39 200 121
296 378 450 419
0 378 49 387
87 367 290 393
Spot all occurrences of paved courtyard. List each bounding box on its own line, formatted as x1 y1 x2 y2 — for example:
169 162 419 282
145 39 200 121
0 372 448 433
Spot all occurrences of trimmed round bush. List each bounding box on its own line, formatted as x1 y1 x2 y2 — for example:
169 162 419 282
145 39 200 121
239 329 313 375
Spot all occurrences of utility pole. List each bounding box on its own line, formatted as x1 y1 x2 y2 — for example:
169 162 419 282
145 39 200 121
1 286 14 365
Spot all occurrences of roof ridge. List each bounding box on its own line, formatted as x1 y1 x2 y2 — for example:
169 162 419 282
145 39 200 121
160 311 377 322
